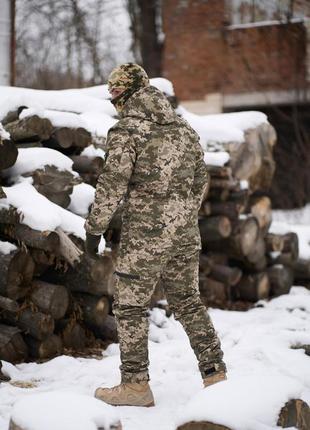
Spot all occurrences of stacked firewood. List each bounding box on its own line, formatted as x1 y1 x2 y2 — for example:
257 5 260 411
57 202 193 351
0 107 309 367
197 123 309 309
0 117 117 366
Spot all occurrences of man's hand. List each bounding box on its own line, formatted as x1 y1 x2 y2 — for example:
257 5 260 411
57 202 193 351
85 232 101 258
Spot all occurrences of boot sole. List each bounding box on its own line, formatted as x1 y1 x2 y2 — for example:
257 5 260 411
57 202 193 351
107 400 155 407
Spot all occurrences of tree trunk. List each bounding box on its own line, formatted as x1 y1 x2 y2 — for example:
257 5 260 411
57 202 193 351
202 201 244 219
0 324 28 362
30 280 69 320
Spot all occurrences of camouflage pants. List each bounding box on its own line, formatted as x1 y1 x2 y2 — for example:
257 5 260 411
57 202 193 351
113 233 226 383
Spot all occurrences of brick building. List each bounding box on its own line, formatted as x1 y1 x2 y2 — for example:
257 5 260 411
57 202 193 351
162 0 310 114
162 0 310 209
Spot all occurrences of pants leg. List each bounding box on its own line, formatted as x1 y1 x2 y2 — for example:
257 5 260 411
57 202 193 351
112 240 164 383
161 246 226 377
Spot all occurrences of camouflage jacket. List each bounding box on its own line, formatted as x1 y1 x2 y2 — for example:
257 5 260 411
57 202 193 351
85 86 209 247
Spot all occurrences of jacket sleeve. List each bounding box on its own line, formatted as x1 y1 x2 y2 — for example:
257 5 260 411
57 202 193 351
191 138 210 210
84 127 136 235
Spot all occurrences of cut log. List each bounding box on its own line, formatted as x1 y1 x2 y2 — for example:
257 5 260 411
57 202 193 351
233 272 270 302
243 233 267 271
177 422 230 430
268 265 294 296
55 227 83 266
273 233 299 266
250 196 272 235
95 314 118 343
3 308 55 340
0 360 10 381
207 187 230 202
293 259 310 280
58 319 87 350
30 249 55 276
0 206 21 224
202 201 244 219
1 106 27 125
74 294 109 328
206 217 259 259
199 216 232 244
30 280 69 320
0 295 19 312
25 334 63 359
205 165 232 179
71 155 103 174
0 324 28 362
210 178 238 191
266 233 285 253
1 224 60 253
199 276 227 304
35 186 71 208
49 253 115 296
47 126 91 149
210 263 242 286
0 248 34 300
228 217 259 259
5 115 53 142
0 139 18 170
277 399 310 430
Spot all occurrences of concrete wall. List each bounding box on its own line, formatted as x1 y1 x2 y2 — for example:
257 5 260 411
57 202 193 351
0 0 12 85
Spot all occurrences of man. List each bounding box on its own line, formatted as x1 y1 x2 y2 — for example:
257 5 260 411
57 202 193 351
85 63 226 407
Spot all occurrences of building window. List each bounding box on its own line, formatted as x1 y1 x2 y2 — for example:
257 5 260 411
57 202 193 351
229 0 307 25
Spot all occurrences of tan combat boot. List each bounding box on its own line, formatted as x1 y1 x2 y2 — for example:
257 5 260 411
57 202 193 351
94 381 155 407
203 371 227 388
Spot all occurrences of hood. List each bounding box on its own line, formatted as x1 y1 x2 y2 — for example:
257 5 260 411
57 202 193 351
120 85 176 125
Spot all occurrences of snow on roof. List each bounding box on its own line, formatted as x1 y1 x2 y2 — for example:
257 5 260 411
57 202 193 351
10 391 120 430
2 148 75 179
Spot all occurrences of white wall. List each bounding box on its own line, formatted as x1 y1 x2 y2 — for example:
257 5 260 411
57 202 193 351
0 0 11 85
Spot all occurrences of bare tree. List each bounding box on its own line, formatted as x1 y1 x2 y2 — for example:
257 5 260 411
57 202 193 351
126 0 163 77
15 0 134 89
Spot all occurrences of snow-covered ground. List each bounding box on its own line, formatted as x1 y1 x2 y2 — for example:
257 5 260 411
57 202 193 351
1 286 309 430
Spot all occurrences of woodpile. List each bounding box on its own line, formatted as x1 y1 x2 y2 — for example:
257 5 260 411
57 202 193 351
0 106 309 368
197 161 293 309
0 116 117 367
